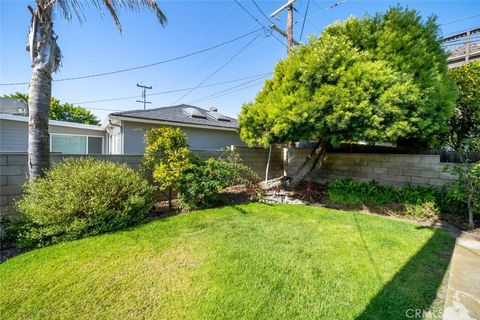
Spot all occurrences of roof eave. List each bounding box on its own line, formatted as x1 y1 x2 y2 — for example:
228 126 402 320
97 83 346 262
109 115 239 132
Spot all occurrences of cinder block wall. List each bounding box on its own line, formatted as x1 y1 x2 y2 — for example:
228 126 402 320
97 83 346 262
0 154 144 216
284 150 455 187
0 147 283 216
233 146 284 180
1 148 457 216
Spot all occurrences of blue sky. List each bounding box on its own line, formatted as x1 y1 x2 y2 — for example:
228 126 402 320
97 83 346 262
1 0 479 121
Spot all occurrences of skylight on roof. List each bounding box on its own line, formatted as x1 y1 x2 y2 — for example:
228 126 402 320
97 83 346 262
182 107 207 119
208 111 231 122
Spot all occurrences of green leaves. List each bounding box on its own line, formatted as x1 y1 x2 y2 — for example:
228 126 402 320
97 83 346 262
2 93 100 125
176 152 259 210
144 128 191 192
239 7 456 148
15 158 154 247
445 61 480 151
49 98 100 125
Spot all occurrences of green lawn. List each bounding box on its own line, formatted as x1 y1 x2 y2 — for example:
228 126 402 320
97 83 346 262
0 203 454 320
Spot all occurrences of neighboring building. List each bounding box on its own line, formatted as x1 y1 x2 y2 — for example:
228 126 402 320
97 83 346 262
0 104 243 154
0 114 106 154
104 105 244 154
441 27 480 68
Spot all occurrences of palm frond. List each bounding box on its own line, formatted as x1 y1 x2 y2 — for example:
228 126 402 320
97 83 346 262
47 0 167 32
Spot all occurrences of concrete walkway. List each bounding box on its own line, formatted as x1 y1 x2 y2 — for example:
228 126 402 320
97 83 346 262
443 232 480 320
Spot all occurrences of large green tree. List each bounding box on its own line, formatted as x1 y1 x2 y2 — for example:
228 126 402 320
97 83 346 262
25 0 166 181
239 7 457 188
445 61 480 152
3 92 99 124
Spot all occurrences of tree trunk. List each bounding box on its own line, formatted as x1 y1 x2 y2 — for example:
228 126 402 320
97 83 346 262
28 67 51 180
467 189 474 228
287 138 329 189
26 5 60 181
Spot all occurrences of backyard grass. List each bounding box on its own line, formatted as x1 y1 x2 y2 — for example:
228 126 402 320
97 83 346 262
0 203 455 320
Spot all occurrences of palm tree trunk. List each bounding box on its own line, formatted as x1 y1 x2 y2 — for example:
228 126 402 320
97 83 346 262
28 67 51 180
26 4 60 181
287 138 329 189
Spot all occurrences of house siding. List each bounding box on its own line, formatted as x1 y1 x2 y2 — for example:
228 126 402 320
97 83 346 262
122 121 244 154
0 119 106 153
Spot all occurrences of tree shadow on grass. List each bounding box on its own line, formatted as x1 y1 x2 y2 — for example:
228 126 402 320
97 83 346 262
355 222 456 320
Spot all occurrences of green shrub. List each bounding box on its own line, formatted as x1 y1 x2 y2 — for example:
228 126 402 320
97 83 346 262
446 162 480 227
0 216 24 244
15 158 155 247
177 152 259 210
143 128 192 207
327 179 466 219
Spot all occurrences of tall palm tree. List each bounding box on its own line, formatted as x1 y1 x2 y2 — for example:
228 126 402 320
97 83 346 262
26 0 167 180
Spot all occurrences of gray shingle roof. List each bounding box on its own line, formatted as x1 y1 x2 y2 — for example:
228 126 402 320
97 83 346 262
110 104 238 130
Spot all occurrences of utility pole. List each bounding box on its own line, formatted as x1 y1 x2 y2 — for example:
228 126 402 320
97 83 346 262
136 83 152 110
265 0 298 182
286 5 293 52
270 0 298 53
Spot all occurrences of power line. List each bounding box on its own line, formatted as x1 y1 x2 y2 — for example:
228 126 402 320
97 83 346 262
72 72 272 105
299 0 311 41
234 0 288 48
0 27 265 86
187 76 268 104
251 0 273 24
295 0 346 25
190 81 265 105
170 34 260 105
440 13 480 26
83 77 269 113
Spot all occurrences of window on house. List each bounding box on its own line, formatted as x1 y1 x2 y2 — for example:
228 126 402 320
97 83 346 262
88 137 103 154
51 134 103 154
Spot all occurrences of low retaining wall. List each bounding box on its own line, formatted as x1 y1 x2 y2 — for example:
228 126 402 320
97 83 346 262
0 154 144 216
285 150 455 187
0 147 459 216
0 147 283 216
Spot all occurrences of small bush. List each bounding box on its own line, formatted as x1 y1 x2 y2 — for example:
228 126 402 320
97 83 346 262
143 127 191 206
177 152 259 210
446 162 480 227
0 216 23 244
15 158 155 247
327 179 465 219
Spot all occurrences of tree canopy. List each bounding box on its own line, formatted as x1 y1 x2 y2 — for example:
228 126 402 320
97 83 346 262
445 61 480 151
239 7 457 149
2 92 100 125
